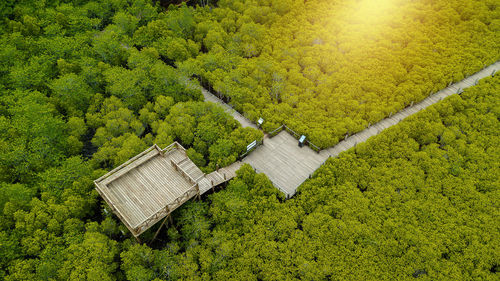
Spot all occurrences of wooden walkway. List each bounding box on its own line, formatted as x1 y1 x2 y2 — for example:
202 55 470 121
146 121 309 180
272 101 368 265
96 61 499 238
95 143 239 238
183 78 258 129
201 90 258 129
198 161 243 194
322 61 500 158
201 61 500 197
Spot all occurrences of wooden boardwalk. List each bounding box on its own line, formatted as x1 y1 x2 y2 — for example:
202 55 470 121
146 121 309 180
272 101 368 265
95 143 239 238
322 61 500 158
96 61 499 238
201 90 258 129
184 78 258 129
199 161 243 194
243 132 325 197
201 61 500 197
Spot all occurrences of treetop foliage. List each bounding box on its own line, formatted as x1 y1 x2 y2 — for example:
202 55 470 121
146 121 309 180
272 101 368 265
178 0 500 146
0 0 498 280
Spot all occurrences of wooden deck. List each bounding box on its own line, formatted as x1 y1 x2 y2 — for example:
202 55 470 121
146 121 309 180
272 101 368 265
97 61 499 238
201 61 500 197
94 142 237 237
243 132 325 197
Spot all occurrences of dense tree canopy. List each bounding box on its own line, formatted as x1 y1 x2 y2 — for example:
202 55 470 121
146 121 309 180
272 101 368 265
177 0 500 146
118 75 499 280
0 0 498 280
0 0 262 280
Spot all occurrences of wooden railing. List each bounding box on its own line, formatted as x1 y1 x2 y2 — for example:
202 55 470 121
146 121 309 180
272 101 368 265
135 184 199 235
170 159 198 185
161 142 177 154
95 144 161 184
268 124 321 153
239 139 264 159
268 124 285 137
161 141 186 156
253 167 291 199
95 183 137 235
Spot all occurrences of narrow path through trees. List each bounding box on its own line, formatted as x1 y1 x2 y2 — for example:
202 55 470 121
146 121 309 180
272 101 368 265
199 61 500 197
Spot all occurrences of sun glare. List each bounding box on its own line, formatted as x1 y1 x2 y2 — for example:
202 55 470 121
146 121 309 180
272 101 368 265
352 0 398 25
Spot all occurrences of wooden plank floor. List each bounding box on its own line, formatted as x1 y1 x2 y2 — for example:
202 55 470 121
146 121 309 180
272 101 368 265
218 161 243 179
243 132 326 197
97 62 499 238
181 62 499 198
235 61 499 197
199 161 243 194
104 152 195 229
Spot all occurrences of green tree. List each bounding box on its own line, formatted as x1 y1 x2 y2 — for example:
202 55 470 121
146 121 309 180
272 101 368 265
58 231 119 281
50 73 93 117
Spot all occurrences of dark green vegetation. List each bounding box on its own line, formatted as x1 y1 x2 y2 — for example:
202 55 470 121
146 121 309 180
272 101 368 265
0 1 261 280
0 0 498 280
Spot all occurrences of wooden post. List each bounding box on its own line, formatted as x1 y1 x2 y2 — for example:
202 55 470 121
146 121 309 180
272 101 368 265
195 183 201 200
151 214 169 242
135 236 142 244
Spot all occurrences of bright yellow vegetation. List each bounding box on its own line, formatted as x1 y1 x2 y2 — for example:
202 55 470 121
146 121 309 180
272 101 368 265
181 0 500 147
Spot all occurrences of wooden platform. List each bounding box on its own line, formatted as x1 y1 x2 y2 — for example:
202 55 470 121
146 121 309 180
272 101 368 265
98 61 499 238
243 132 326 198
201 61 500 197
94 142 237 237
